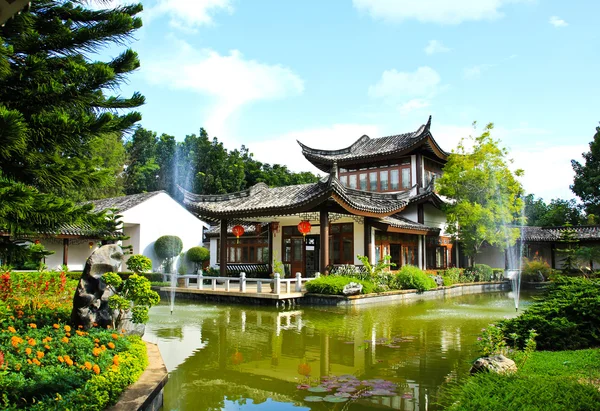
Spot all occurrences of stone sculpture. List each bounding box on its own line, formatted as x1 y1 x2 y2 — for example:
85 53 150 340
470 354 517 375
70 244 124 330
342 282 363 295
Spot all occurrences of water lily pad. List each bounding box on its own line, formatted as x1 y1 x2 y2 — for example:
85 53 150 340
337 387 357 393
323 395 348 403
304 396 323 402
308 386 330 393
334 392 352 398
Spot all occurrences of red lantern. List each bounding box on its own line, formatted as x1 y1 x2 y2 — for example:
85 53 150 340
254 223 262 235
88 241 94 249
271 222 280 236
34 240 40 245
232 225 245 243
298 220 311 237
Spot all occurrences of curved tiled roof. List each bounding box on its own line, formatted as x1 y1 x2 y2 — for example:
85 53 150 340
521 225 600 242
180 174 410 219
298 116 449 172
86 191 164 213
377 215 440 234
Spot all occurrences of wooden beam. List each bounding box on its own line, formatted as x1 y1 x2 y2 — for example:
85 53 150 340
220 219 228 277
320 209 329 273
62 238 69 266
364 219 371 263
267 223 274 273
416 154 423 187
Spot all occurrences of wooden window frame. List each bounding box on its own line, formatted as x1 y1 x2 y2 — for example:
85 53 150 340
339 159 412 193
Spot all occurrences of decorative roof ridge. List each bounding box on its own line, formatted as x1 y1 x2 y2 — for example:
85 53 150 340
297 135 370 157
178 182 318 203
84 190 166 212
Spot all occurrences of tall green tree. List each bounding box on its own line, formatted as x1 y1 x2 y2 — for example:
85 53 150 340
524 195 584 227
437 123 525 263
124 127 158 194
571 124 600 219
0 0 144 256
156 133 177 196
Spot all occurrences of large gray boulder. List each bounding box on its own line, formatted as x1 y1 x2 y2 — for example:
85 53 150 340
470 354 517 375
70 244 124 330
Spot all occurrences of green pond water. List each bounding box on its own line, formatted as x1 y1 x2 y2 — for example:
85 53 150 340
145 291 536 411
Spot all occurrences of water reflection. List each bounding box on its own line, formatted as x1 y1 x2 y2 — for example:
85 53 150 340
145 292 535 410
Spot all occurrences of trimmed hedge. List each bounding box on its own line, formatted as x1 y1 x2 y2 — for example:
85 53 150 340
305 276 377 295
153 235 183 260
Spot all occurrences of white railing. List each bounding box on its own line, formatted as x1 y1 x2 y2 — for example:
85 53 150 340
169 272 319 294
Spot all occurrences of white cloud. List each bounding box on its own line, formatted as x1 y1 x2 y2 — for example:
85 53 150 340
425 40 451 55
353 0 529 25
146 0 234 30
549 16 568 28
399 99 431 114
144 38 304 139
369 66 441 100
247 124 381 173
463 64 494 79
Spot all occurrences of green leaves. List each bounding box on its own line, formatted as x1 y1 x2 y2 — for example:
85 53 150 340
571 125 600 217
437 123 524 260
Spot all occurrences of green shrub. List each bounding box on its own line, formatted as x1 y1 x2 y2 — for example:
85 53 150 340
305 276 377 295
186 246 209 263
522 258 552 282
492 268 504 280
392 265 437 292
103 273 160 328
442 267 462 285
153 235 183 260
500 276 600 350
125 254 152 275
465 264 493 281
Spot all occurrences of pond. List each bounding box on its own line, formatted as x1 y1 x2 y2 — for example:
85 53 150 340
145 291 536 410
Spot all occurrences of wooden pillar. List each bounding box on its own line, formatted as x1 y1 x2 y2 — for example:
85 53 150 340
320 209 329 273
268 223 274 272
364 219 372 263
550 243 556 269
62 238 69 266
220 219 228 277
416 154 423 187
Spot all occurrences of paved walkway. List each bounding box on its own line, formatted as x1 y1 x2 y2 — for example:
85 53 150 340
160 284 305 300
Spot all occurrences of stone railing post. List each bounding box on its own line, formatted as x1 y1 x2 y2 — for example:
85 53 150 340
295 272 302 292
315 272 321 279
240 272 246 292
257 281 262 293
273 273 281 294
197 272 203 290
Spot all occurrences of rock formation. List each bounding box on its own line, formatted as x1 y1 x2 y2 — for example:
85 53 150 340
70 244 124 330
470 354 517 375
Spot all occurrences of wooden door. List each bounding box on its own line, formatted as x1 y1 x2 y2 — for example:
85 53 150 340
290 237 304 276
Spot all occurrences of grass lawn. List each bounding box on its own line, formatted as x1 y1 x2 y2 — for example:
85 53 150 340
438 349 600 411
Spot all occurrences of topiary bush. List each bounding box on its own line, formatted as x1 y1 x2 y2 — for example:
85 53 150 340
154 236 183 260
154 235 183 273
186 246 209 272
522 258 552 282
125 254 152 275
392 265 437 292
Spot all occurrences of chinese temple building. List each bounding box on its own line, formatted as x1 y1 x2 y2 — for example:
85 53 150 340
181 116 459 277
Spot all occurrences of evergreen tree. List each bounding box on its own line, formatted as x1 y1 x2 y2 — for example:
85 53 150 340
124 127 159 194
524 194 584 227
156 133 177 196
0 1 144 256
556 224 579 272
571 124 600 218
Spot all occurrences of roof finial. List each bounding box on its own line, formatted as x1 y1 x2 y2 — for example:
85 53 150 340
330 161 339 179
425 115 432 130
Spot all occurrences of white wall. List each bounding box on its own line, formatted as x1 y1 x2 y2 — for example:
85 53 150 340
423 204 448 235
120 192 207 273
400 203 418 223
41 239 102 271
477 245 505 269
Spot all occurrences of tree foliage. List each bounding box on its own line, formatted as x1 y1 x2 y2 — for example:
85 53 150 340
571 124 600 218
523 194 585 227
0 0 144 251
436 123 525 262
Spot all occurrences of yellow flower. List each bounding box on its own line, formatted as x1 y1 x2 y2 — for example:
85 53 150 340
14 363 21 371
25 348 32 355
111 333 118 340
7 326 16 333
27 359 32 364
32 358 41 366
36 351 44 359
29 323 37 329
53 324 59 329
112 355 119 366
101 345 106 351
57 356 64 363
84 361 92 370
61 337 69 344
27 338 36 346
66 359 73 366
107 342 115 349
94 338 99 343
64 325 71 332
44 344 51 350
92 347 101 357
92 364 100 375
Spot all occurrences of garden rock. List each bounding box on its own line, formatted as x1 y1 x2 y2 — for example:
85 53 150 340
342 282 363 295
70 245 124 330
470 354 517 375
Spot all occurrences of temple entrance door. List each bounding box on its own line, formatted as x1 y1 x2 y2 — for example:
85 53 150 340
290 237 305 276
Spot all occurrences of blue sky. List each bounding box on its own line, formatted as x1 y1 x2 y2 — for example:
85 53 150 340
106 0 599 201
